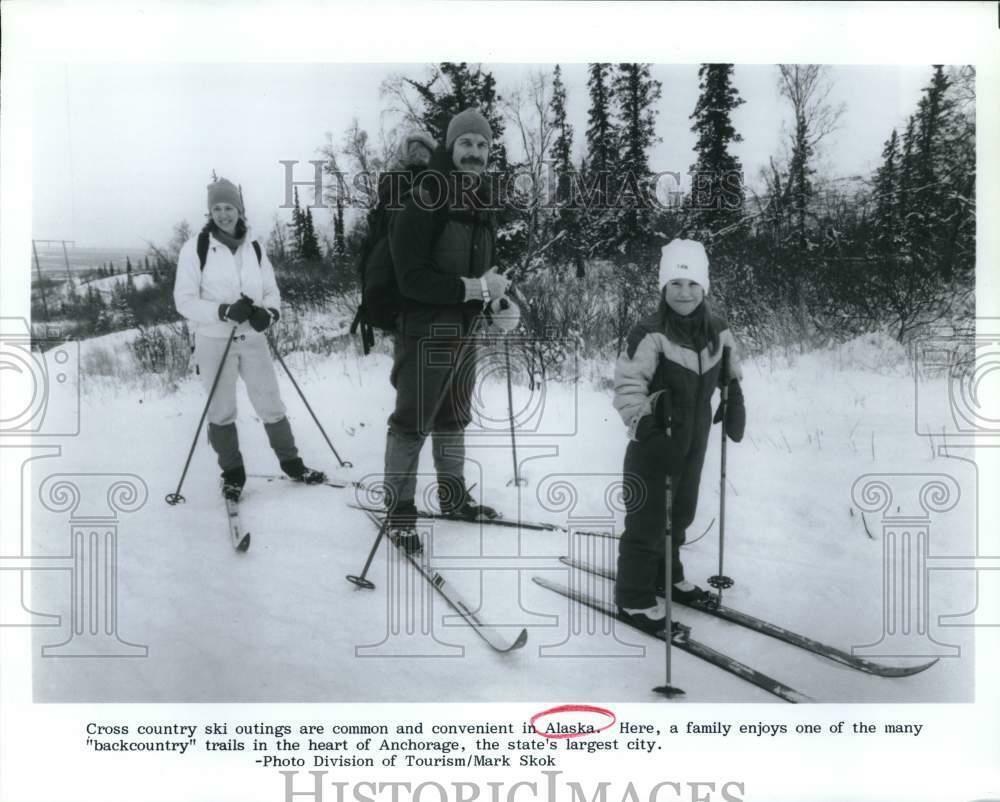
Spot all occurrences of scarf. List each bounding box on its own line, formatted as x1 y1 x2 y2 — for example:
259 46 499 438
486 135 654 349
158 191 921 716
208 220 247 254
661 298 719 355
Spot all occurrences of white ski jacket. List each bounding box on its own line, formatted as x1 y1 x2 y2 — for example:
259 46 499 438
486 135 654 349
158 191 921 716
173 229 281 339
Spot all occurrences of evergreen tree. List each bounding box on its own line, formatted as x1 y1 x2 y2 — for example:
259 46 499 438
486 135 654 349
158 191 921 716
268 217 288 263
300 206 322 261
585 63 617 182
292 188 305 258
906 65 960 279
550 65 574 206
334 201 346 260
126 256 133 275
872 129 901 252
847 66 974 341
898 114 917 225
548 64 583 275
407 62 508 169
581 63 618 258
611 63 662 258
688 64 746 237
401 62 514 265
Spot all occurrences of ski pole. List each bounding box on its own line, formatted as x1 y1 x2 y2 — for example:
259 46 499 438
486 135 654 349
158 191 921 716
166 326 238 505
268 333 353 469
503 336 526 487
345 307 491 589
654 479 684 698
707 345 734 603
346 514 389 589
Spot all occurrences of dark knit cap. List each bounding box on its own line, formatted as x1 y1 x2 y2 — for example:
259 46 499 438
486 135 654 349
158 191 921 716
445 108 492 150
207 178 244 214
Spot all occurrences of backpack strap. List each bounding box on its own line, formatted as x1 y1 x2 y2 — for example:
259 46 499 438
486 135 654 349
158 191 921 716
197 229 263 271
197 230 210 271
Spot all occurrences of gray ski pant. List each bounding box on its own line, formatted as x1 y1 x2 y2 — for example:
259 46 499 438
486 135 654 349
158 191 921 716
383 330 477 510
195 332 299 471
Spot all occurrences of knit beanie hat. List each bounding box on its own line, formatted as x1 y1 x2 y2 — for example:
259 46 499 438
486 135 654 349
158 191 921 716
445 108 492 150
207 178 244 215
659 239 710 294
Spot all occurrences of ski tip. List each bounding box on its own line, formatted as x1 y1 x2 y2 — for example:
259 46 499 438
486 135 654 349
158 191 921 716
237 534 250 552
505 628 529 652
874 656 940 677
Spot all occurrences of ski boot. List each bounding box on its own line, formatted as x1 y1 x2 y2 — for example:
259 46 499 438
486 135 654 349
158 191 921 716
619 599 689 638
221 465 246 502
618 598 669 636
439 484 499 522
388 525 422 555
385 500 422 554
670 580 713 605
280 458 327 485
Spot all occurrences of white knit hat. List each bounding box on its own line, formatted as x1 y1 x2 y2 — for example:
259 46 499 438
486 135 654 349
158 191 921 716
659 239 710 293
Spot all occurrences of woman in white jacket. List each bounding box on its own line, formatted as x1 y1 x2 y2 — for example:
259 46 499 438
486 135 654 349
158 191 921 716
173 177 325 500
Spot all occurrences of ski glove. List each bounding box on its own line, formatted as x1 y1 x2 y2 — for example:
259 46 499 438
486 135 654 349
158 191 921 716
634 389 672 442
219 295 255 324
713 379 746 443
632 390 683 474
248 306 280 333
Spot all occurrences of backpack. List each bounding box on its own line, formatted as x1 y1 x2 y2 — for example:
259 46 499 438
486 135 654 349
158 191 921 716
350 172 449 354
197 229 262 271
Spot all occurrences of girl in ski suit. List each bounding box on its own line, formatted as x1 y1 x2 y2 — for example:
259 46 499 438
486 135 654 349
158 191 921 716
612 239 746 634
173 177 325 500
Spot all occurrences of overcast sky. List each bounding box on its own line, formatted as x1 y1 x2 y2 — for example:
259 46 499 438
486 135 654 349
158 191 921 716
31 62 932 249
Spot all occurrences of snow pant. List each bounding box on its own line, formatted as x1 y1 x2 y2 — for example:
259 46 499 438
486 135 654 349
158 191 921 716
383 329 477 512
195 332 298 472
614 435 708 609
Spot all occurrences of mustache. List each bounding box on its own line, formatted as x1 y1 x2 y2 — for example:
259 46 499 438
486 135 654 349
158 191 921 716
460 156 485 166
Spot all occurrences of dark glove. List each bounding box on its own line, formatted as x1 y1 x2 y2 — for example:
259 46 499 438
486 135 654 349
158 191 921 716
219 295 254 324
248 306 279 333
635 390 671 442
713 379 745 443
634 390 682 473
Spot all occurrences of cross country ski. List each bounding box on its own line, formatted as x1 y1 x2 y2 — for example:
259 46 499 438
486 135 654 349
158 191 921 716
532 575 812 703
558 556 938 678
225 497 250 552
362 509 528 654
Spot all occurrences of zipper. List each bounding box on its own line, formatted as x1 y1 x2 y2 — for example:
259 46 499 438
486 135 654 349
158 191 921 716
467 216 479 277
206 233 247 298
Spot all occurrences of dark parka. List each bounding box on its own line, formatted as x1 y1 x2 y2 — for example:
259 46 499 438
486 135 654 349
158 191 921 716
385 158 496 438
388 169 496 339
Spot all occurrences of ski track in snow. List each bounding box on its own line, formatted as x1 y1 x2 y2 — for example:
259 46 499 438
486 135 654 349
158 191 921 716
30 333 976 703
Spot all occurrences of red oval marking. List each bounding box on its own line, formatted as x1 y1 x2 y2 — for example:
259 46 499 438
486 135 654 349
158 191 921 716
530 704 617 740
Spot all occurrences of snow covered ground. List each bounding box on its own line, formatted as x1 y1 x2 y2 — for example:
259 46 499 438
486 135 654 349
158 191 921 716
28 330 978 703
77 272 156 298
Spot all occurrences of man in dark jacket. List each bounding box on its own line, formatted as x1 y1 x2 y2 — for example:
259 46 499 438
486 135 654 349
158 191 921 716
382 108 509 553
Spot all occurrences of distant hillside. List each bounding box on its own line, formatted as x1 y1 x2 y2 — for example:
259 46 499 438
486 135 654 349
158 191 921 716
32 245 152 282
78 272 156 298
